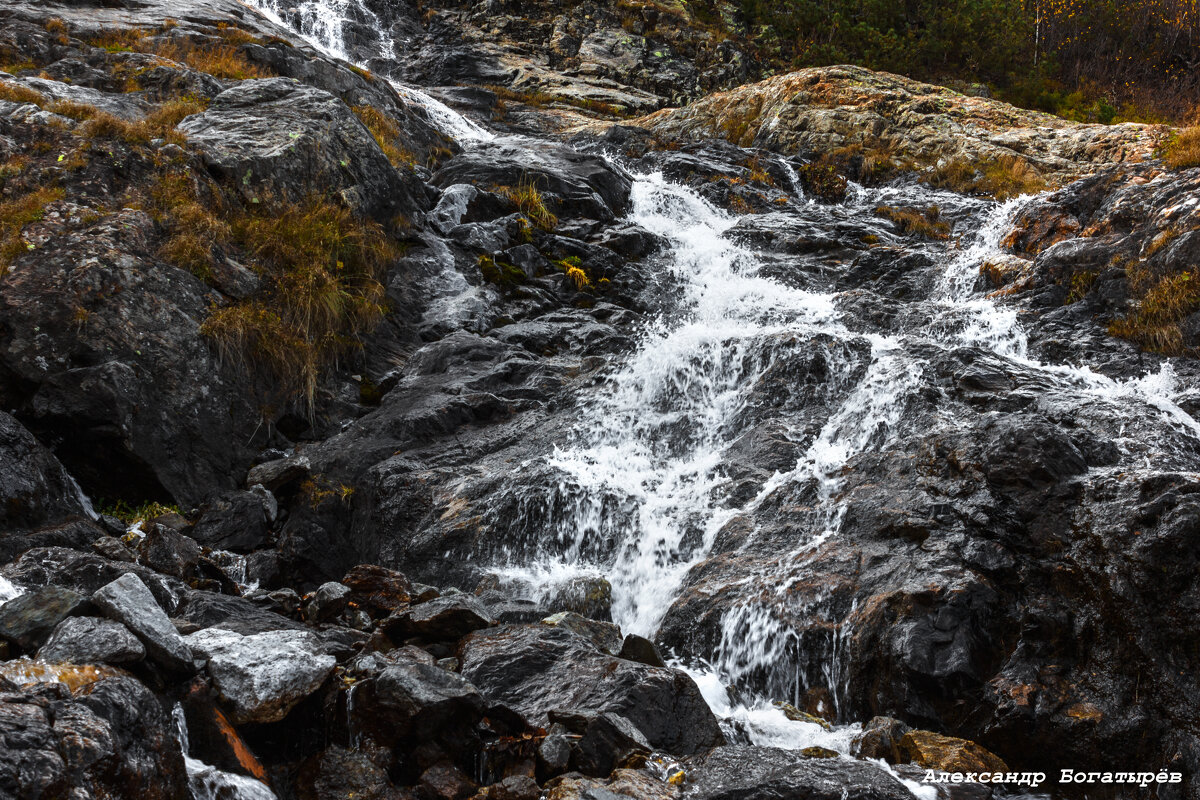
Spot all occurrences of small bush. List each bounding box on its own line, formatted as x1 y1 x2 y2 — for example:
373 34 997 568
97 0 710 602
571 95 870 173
496 181 557 231
1164 127 1200 169
925 155 1046 199
1109 260 1200 354
795 162 848 202
874 204 950 239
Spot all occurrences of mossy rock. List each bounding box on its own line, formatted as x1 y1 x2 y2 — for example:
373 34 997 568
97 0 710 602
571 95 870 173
898 730 1008 773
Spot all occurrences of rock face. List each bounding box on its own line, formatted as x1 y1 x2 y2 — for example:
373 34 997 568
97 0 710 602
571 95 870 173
0 412 89 530
459 624 723 756
186 627 336 723
681 746 912 800
625 65 1167 186
91 573 193 672
178 78 430 221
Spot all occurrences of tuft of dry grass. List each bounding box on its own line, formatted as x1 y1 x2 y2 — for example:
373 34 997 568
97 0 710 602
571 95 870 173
1109 259 1200 354
496 180 558 231
1164 127 1200 169
146 167 231 279
83 26 273 81
924 155 1047 200
352 105 416 168
202 196 399 411
874 204 950 239
52 95 204 146
0 80 45 106
1 186 66 274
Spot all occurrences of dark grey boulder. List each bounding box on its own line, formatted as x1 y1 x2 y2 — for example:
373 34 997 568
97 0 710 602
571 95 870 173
91 573 193 672
137 526 202 579
382 593 495 641
575 712 652 777
177 77 430 222
459 624 723 756
0 585 85 651
305 581 350 622
351 659 486 750
0 411 89 531
37 616 145 665
190 490 273 553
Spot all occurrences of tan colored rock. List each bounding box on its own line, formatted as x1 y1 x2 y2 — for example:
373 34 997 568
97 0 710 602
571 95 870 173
615 65 1169 188
898 730 1008 773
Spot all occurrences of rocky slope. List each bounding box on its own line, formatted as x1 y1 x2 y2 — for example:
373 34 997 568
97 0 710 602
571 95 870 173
2 0 1200 799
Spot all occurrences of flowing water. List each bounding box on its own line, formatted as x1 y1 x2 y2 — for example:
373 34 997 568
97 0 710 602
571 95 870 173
243 0 1200 788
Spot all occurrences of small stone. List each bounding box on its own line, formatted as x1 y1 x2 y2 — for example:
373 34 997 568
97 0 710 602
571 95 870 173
305 581 350 622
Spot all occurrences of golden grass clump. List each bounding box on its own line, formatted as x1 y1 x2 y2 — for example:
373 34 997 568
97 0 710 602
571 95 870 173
52 96 203 146
874 204 950 240
352 105 416 168
1109 260 1200 354
202 197 399 410
1164 127 1200 169
1 186 66 274
83 25 273 81
925 155 1046 200
496 181 557 231
146 167 231 279
0 80 45 106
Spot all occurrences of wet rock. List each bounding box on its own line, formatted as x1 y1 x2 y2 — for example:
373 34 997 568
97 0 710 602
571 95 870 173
478 774 541 800
546 769 678 800
545 575 613 620
575 712 652 776
177 78 430 221
305 581 351 622
92 536 136 563
420 762 477 799
459 625 722 756
618 633 666 668
37 616 145 665
91 573 193 672
190 491 273 553
0 585 85 651
351 659 485 753
431 137 632 223
538 727 573 777
541 611 622 655
138 526 202 579
382 594 496 641
0 411 89 530
681 745 912 800
850 717 911 762
186 627 336 724
296 745 391 800
342 563 413 616
898 730 1008 773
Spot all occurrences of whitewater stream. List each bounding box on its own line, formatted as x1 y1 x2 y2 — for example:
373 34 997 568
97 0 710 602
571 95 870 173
239 2 1200 796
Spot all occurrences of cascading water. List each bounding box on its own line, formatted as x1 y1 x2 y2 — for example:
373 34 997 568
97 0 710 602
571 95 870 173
237 0 1200 782
172 705 278 800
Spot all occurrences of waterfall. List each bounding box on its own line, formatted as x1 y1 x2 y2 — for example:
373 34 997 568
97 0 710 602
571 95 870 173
172 705 278 800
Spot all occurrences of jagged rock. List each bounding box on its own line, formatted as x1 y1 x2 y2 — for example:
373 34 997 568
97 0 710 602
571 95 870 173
382 594 496 641
177 78 430 222
0 411 89 530
459 625 722 756
342 563 413 616
618 634 665 667
91 536 137 563
190 491 273 553
431 137 632 223
37 616 145 665
138 526 202 579
305 581 351 622
898 730 1009 773
681 745 912 800
574 712 652 776
297 745 391 800
91 573 193 672
540 611 622 655
0 585 85 651
186 627 336 724
545 575 613 620
851 717 912 762
420 762 477 799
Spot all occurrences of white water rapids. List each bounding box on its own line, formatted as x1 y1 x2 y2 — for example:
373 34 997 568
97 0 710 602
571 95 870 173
243 0 1200 792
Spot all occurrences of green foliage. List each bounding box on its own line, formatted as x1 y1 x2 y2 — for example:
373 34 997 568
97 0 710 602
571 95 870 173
97 499 181 524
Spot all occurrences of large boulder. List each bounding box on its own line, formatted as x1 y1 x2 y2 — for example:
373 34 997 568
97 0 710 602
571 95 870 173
37 616 145 665
185 627 336 724
382 594 495 641
0 411 89 530
91 573 193 672
177 78 430 221
459 624 723 756
0 585 85 652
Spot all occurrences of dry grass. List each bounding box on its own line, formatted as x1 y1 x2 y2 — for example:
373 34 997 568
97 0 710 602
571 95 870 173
874 204 950 240
496 181 558 231
0 80 45 106
482 85 629 118
1 186 66 274
51 96 204 146
147 167 231 279
83 26 273 81
1164 127 1200 169
202 196 399 411
352 105 416 168
1109 259 1200 354
925 155 1047 200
